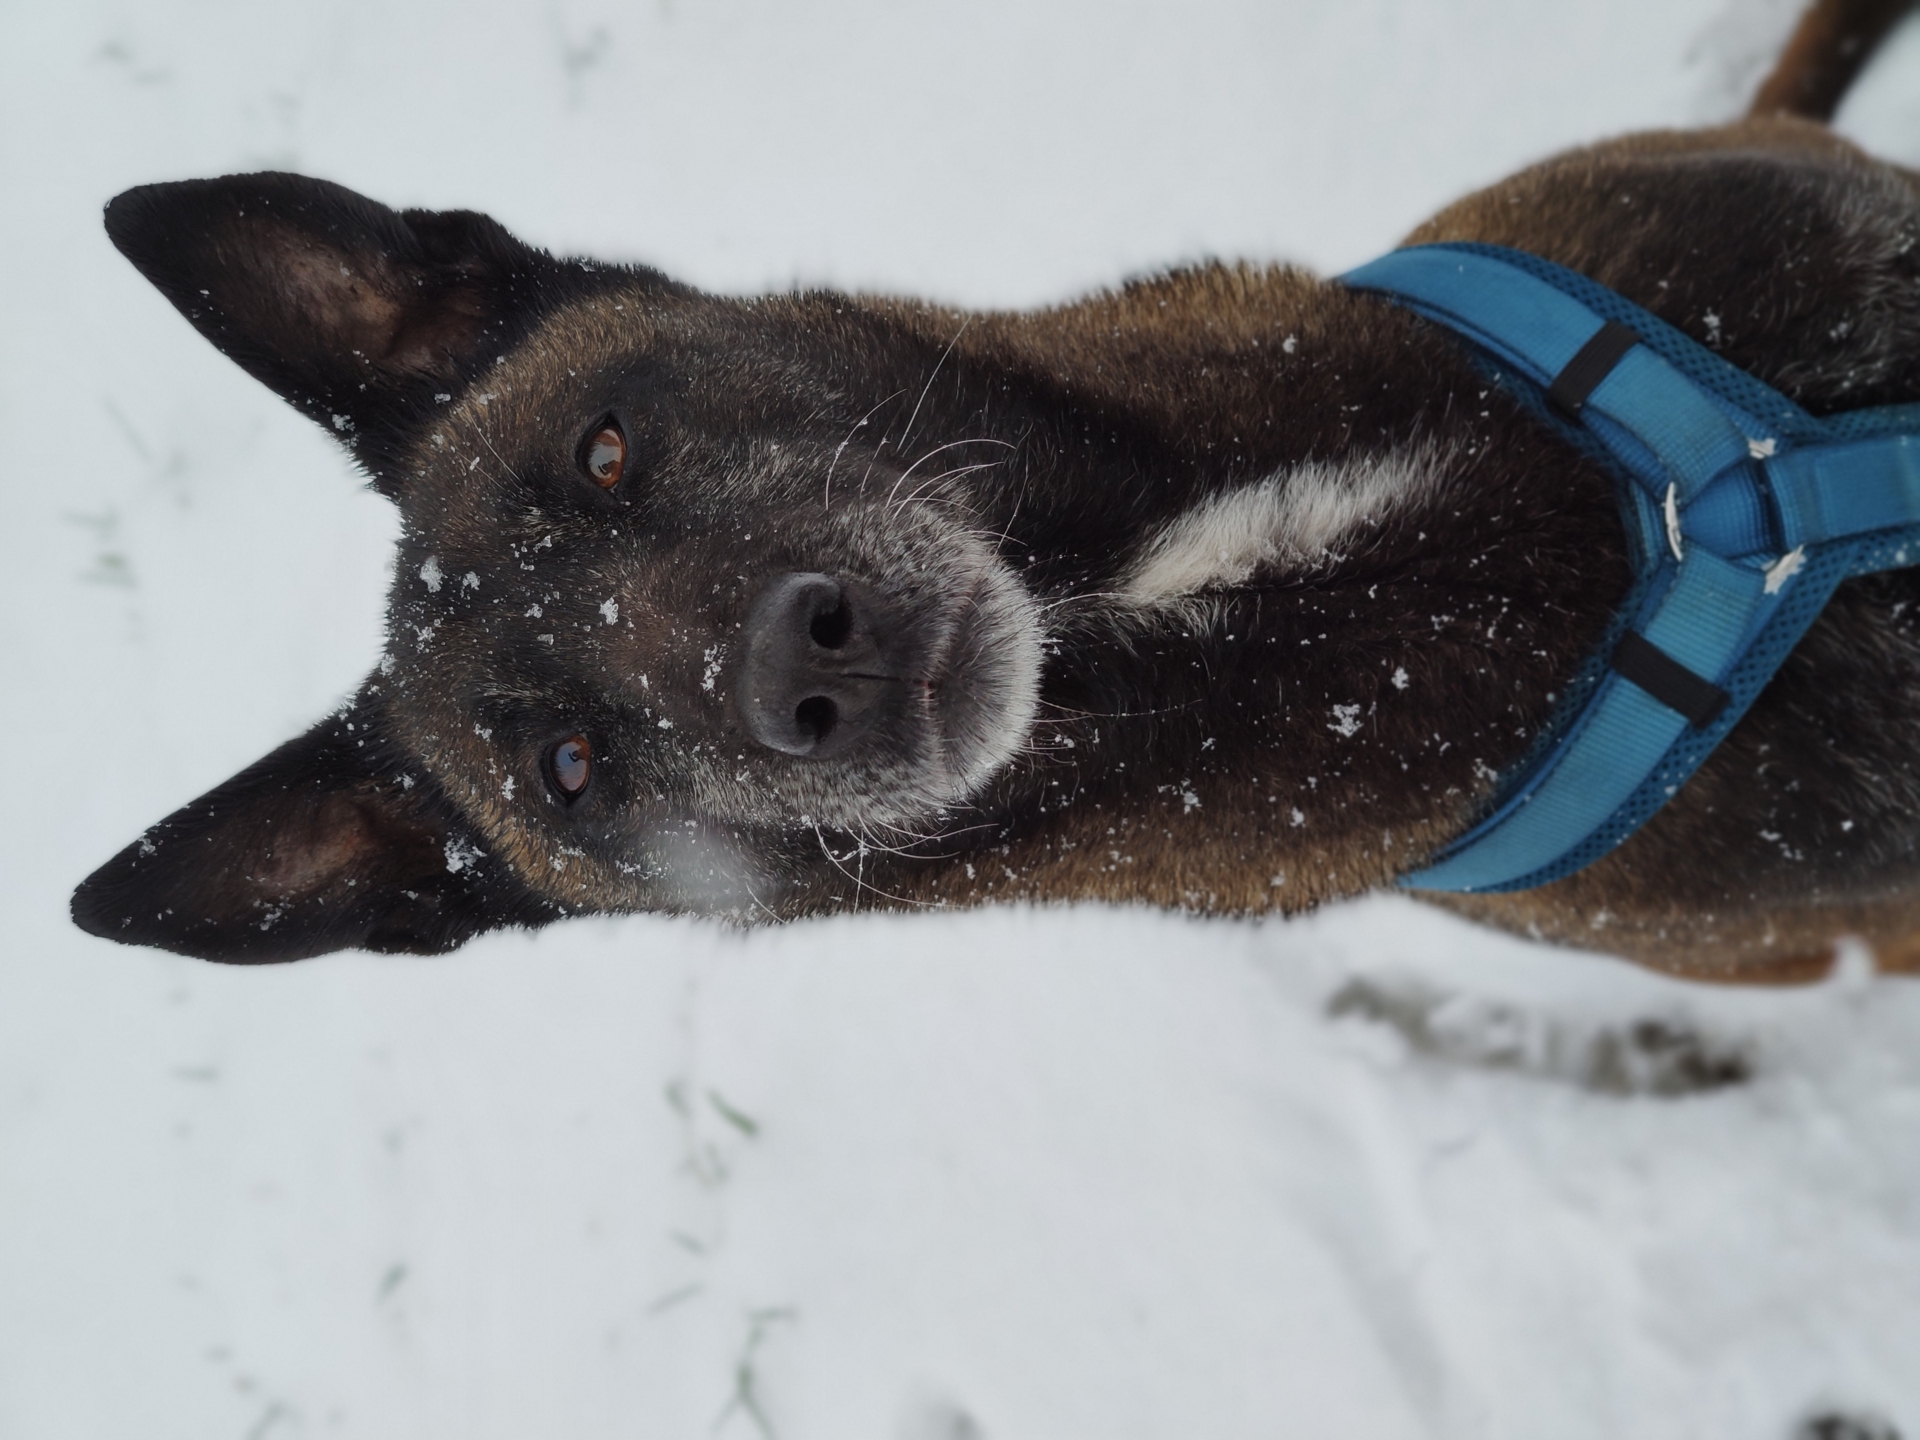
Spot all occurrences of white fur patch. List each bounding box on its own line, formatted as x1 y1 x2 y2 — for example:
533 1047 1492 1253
1122 446 1440 605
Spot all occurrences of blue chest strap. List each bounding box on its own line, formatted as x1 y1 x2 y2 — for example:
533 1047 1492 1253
1339 243 1920 893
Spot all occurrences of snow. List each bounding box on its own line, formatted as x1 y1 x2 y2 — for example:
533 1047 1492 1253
5 1 1920 1437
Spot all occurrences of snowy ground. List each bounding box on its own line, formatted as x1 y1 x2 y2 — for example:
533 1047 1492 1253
5 1 1920 1436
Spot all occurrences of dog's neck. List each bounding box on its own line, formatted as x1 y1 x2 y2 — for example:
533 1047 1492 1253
773 273 1633 915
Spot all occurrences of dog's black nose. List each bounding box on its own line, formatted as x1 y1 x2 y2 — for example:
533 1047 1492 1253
737 573 896 758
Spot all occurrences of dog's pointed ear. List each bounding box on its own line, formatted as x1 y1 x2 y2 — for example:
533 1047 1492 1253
71 692 553 963
103 172 552 486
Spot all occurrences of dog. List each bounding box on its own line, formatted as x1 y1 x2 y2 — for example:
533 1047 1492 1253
72 0 1920 982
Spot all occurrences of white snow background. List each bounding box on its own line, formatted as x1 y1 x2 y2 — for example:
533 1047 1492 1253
5 1 1920 1436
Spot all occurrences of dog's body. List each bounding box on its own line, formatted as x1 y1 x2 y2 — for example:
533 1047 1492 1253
73 0 1920 981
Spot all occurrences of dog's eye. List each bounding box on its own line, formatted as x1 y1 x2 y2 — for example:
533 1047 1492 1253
549 734 592 797
582 423 626 488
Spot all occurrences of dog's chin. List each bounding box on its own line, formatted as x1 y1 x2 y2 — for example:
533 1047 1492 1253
921 557 1043 805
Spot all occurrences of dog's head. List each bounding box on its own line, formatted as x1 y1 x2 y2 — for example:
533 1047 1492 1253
73 174 1043 960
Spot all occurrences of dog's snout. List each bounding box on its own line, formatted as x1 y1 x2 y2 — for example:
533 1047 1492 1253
739 573 895 758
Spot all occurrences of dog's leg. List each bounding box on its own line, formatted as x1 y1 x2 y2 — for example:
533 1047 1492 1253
1861 925 1920 975
1749 0 1914 121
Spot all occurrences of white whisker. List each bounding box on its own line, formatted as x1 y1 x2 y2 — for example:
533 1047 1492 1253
889 458 1006 512
463 416 525 486
825 388 906 511
893 317 970 460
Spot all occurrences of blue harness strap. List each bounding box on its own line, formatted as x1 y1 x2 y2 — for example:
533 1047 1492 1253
1338 242 1920 892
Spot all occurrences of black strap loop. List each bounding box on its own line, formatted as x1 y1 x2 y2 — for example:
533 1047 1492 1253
1548 320 1639 417
1611 631 1729 728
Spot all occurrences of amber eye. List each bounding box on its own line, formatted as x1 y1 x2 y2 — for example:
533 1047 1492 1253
582 423 626 488
549 734 592 797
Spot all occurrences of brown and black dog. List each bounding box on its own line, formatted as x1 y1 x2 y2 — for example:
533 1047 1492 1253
73 0 1920 982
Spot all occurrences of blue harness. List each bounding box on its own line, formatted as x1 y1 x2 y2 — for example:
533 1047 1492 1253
1339 243 1920 893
